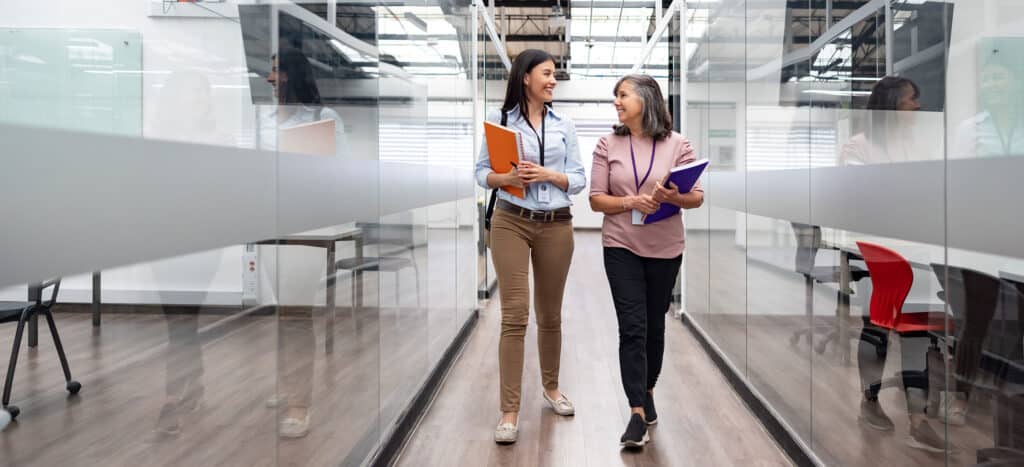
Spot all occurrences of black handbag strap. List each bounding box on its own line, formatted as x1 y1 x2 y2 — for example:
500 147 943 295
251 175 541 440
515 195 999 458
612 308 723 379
484 110 509 231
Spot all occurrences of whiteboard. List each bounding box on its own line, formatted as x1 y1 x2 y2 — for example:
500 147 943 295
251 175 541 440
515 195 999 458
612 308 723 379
0 28 142 136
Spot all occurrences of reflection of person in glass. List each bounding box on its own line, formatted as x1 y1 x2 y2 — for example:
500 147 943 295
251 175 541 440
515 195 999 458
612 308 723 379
149 70 223 437
154 303 206 437
839 76 921 165
264 49 348 154
267 49 328 440
954 48 1024 157
149 70 230 146
843 78 948 452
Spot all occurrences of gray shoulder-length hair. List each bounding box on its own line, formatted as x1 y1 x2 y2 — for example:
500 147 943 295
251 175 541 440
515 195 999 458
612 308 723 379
612 74 673 140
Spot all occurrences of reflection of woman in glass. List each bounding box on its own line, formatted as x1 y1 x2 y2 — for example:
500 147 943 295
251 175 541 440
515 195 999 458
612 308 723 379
839 76 921 165
845 77 947 452
149 70 229 146
267 48 332 440
264 49 349 155
150 70 226 437
954 48 1024 157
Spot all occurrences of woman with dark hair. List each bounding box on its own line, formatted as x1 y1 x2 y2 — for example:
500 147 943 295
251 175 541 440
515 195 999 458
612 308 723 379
840 75 921 165
843 76 949 453
589 74 704 448
264 48 349 154
270 49 322 105
474 49 586 444
866 75 921 112
262 48 351 440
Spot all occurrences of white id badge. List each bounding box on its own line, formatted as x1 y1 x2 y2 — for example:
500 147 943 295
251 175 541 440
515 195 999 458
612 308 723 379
538 183 551 204
631 209 644 225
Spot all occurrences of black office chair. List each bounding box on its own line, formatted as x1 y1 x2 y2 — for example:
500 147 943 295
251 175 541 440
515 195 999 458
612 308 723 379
975 278 1024 466
787 223 877 355
1 278 81 420
334 223 421 323
932 264 1005 381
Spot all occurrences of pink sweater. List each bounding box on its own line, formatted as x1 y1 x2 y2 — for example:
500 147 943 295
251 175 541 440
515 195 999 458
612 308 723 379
589 132 702 259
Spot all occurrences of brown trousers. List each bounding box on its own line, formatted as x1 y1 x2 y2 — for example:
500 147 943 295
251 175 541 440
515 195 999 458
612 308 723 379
490 208 574 413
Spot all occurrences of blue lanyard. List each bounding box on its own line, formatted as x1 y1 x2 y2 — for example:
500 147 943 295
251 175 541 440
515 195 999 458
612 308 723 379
629 134 656 193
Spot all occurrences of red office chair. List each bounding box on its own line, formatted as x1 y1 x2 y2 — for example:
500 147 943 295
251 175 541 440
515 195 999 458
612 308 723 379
856 241 952 400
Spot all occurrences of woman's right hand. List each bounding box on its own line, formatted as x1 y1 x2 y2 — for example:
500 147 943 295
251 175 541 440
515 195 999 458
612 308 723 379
628 194 660 214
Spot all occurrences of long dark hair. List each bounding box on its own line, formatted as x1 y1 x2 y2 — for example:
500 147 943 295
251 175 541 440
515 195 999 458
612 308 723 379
612 74 673 140
866 76 919 111
859 75 919 147
502 49 556 119
277 49 322 105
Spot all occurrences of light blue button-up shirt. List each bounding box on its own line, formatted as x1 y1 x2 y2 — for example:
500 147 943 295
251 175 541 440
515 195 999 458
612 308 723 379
475 105 587 210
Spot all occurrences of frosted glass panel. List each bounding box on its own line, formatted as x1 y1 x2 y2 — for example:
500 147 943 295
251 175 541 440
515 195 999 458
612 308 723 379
0 28 142 135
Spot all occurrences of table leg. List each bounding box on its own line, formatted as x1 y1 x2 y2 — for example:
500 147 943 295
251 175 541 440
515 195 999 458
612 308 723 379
92 272 101 327
28 284 41 348
838 250 851 365
355 236 364 311
325 243 336 354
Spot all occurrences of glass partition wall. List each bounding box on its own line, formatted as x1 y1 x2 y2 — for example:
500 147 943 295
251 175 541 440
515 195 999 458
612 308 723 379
0 1 486 465
684 0 1024 465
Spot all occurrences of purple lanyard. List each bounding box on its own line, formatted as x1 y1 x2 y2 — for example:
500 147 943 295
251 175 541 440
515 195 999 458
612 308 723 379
629 134 656 193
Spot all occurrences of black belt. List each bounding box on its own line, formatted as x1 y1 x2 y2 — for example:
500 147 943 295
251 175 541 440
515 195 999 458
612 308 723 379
496 199 572 223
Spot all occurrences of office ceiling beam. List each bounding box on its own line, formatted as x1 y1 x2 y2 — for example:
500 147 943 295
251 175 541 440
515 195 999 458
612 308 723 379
631 0 681 72
476 1 513 70
747 0 885 81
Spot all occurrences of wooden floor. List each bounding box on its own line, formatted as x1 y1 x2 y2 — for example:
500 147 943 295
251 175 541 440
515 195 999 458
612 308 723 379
684 229 1001 466
0 228 476 466
395 232 792 467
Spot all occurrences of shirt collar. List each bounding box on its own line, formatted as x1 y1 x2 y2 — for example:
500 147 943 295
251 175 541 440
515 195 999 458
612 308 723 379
506 104 562 122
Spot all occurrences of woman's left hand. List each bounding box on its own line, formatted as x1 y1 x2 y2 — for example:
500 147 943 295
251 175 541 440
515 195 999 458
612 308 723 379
517 161 556 184
651 181 679 204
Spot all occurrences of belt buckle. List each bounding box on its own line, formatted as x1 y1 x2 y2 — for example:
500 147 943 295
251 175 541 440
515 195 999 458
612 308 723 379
529 210 537 221
545 211 555 222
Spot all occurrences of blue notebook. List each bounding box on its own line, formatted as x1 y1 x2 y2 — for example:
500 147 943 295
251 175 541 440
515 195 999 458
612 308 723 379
642 158 709 224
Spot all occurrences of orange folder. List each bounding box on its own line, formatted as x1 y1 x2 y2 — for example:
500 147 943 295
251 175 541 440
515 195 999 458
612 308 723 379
484 120 525 199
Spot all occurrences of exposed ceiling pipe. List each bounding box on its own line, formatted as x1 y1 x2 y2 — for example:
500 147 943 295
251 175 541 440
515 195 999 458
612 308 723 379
608 0 626 74
585 0 596 76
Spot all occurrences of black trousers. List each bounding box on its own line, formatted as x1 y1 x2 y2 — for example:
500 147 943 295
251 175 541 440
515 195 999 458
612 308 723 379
604 247 682 408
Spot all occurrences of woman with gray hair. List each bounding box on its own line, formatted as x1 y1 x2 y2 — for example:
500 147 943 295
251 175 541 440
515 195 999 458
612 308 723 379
589 74 704 448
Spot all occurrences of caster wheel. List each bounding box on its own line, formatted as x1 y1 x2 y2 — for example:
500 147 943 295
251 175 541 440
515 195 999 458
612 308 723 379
67 381 82 394
7 405 20 419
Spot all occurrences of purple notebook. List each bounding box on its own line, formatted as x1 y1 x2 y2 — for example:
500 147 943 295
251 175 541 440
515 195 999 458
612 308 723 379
643 158 709 224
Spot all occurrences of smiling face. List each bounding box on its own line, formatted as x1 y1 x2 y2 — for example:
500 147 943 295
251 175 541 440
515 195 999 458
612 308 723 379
614 80 644 128
523 59 557 104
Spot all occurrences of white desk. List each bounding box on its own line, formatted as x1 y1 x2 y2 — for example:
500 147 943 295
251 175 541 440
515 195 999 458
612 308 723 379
256 225 363 354
79 226 364 351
